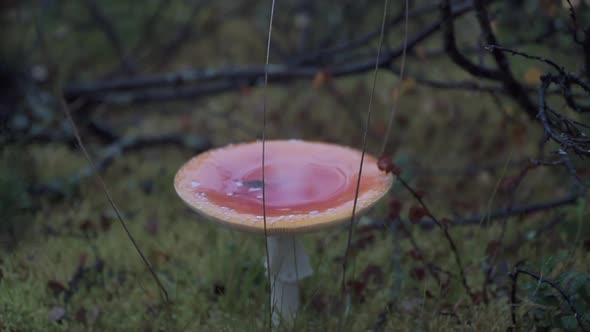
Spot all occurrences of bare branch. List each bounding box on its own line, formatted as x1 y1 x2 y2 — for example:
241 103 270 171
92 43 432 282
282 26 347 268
31 134 211 197
393 173 475 300
84 0 136 74
63 0 477 103
511 265 590 332
439 0 502 80
472 0 537 117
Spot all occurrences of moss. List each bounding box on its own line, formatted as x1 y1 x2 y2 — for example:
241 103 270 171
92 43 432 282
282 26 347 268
2 0 589 330
0 148 34 248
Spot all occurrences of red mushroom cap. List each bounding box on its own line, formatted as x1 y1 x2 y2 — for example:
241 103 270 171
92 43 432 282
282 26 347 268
174 140 393 234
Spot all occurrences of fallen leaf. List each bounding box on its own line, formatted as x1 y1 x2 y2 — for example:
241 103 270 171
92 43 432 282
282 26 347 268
79 220 95 234
408 249 423 261
510 125 527 146
346 280 367 299
395 114 409 128
393 78 417 97
239 84 252 96
47 280 66 296
414 46 427 60
75 307 86 324
541 0 558 16
351 234 376 252
414 190 426 199
78 253 88 267
310 293 342 315
360 264 384 285
144 218 160 236
149 250 170 265
312 71 333 89
485 240 502 258
408 206 429 223
524 67 543 85
100 214 113 232
410 266 426 281
471 291 486 305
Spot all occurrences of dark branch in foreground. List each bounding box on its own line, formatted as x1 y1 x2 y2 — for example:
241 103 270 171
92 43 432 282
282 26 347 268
373 157 476 301
440 0 501 80
510 264 589 332
472 0 537 117
440 0 538 117
396 175 474 299
83 0 136 74
485 44 589 197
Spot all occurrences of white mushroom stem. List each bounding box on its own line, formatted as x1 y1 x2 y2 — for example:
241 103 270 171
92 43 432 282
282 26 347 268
265 235 313 326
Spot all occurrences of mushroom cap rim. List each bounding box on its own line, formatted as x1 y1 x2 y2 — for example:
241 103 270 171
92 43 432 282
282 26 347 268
173 140 393 235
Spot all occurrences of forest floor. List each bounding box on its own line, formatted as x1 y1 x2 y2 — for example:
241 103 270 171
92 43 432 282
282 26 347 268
1 1 589 331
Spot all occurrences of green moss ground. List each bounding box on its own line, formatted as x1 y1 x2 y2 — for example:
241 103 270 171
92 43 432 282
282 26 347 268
1 1 589 331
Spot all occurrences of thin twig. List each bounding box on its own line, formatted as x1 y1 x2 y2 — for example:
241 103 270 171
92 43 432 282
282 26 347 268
482 162 538 299
58 96 169 304
395 175 475 300
508 261 524 329
340 0 390 309
381 0 409 156
261 0 276 329
339 0 389 328
514 266 589 331
472 0 537 117
440 0 501 80
35 9 169 304
83 0 136 74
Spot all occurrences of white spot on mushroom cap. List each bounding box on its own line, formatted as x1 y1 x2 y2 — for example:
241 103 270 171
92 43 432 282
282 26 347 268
190 181 200 188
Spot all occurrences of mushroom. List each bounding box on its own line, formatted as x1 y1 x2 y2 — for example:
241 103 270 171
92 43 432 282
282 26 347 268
174 140 392 326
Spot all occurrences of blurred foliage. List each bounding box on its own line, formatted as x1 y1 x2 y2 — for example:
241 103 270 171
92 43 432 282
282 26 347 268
0 148 33 248
0 0 589 331
523 254 590 331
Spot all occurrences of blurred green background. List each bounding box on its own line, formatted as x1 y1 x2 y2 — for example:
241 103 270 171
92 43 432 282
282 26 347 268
1 0 589 331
